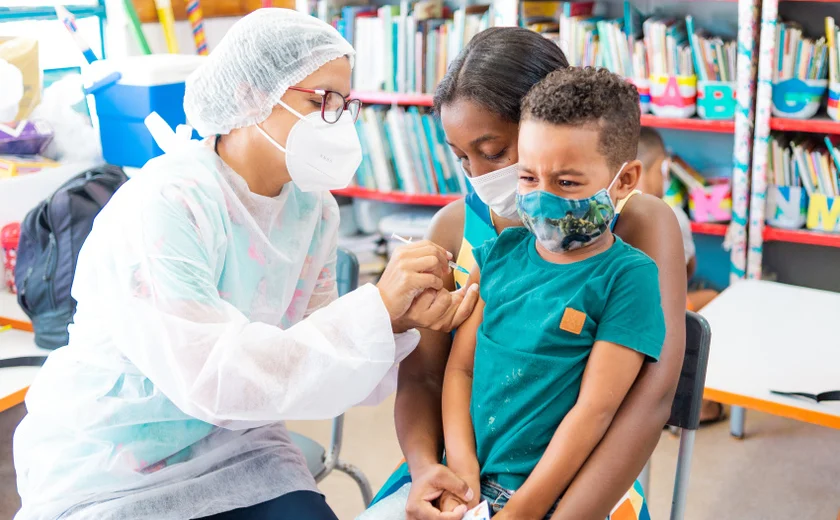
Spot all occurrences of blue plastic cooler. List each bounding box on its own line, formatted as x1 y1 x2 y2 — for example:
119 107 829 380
89 55 206 168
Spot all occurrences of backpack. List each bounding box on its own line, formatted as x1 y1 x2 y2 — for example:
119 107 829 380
14 164 128 350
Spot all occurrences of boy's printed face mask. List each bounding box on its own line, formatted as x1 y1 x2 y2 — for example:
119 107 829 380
516 162 627 252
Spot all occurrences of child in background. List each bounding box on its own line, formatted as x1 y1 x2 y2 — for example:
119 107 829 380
637 127 724 424
636 127 718 312
438 67 665 518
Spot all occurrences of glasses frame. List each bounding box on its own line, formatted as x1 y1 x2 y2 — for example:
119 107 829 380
287 86 363 124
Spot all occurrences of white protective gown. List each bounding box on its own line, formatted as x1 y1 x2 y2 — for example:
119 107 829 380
13 142 418 519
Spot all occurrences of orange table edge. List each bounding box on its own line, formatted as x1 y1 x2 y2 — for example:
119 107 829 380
0 317 34 413
704 388 840 430
0 317 33 333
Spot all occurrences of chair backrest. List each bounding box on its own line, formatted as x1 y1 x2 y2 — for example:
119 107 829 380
336 247 360 297
667 311 712 430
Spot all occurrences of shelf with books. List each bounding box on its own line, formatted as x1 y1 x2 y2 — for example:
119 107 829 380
353 91 435 107
690 222 729 236
332 187 461 206
769 117 840 135
763 227 840 247
640 115 735 133
354 92 737 133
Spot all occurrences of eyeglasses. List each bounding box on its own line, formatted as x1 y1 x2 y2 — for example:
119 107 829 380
287 87 362 124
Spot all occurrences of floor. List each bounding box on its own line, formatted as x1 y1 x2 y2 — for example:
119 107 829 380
2 398 839 520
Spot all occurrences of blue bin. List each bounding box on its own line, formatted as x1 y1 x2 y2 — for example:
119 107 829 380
89 55 206 168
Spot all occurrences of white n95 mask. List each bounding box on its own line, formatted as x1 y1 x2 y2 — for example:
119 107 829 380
465 163 521 219
256 100 362 192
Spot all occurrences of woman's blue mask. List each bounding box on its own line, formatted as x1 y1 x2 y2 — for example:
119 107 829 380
516 162 627 252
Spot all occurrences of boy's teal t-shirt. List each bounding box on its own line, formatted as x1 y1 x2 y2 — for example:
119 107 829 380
470 227 665 491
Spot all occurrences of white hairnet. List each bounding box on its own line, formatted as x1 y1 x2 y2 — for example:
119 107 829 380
184 8 355 136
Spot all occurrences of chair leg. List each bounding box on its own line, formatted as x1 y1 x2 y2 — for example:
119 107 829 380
729 406 746 439
639 460 651 496
336 460 374 507
670 429 696 520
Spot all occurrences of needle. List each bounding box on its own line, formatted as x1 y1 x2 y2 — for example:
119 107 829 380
390 233 471 275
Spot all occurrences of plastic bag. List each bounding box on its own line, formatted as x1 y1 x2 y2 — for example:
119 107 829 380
29 74 102 163
0 59 23 122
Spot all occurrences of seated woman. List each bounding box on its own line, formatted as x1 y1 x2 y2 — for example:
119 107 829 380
373 27 687 520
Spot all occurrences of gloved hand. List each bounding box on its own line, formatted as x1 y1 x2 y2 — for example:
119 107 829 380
377 240 449 328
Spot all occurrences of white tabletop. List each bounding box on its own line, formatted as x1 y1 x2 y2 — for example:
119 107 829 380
700 280 840 428
0 291 28 324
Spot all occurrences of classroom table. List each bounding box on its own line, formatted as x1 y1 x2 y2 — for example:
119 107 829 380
700 280 840 437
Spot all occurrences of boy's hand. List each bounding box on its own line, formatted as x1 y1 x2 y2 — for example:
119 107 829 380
405 464 475 520
438 490 467 515
438 471 480 511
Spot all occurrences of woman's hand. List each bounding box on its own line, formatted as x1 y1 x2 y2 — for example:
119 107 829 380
396 285 480 333
377 240 450 329
404 463 475 520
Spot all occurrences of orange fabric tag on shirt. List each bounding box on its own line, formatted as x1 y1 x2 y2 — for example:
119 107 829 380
560 308 586 334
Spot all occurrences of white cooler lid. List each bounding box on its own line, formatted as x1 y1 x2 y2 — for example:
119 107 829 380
87 55 208 87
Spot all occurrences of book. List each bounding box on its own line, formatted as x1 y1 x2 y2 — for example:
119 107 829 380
349 4 492 94
774 19 829 81
361 107 394 192
770 134 839 196
385 108 418 193
669 156 705 191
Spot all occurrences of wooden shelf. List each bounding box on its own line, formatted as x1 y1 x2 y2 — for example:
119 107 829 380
332 187 460 206
769 117 840 135
690 222 729 236
763 227 840 247
353 92 735 133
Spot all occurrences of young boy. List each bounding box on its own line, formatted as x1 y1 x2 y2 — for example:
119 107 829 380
439 67 665 518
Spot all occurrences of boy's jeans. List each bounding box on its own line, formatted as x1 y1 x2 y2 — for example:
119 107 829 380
480 480 557 519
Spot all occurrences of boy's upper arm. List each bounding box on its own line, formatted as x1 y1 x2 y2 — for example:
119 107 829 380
595 261 666 361
577 340 645 412
448 266 484 373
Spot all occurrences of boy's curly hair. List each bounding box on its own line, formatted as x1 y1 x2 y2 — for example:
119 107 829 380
521 67 640 169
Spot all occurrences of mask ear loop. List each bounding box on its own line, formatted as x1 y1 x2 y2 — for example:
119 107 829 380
278 99 307 121
607 161 629 193
255 124 288 153
255 98 310 154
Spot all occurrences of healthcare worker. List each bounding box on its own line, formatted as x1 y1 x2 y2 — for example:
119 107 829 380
13 9 477 520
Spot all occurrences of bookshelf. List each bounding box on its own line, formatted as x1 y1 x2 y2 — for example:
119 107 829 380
690 222 729 236
332 186 459 206
353 91 435 107
744 0 840 286
768 117 840 135
353 92 737 133
763 227 840 247
341 1 840 289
